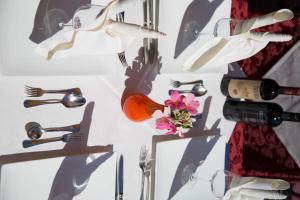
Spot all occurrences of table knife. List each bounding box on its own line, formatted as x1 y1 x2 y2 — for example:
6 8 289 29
116 154 124 200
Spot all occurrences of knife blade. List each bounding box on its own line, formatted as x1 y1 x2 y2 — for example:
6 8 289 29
116 154 124 200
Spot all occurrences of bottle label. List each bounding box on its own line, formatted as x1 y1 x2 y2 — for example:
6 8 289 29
228 80 262 100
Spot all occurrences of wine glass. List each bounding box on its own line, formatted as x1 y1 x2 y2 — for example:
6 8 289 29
181 164 240 199
182 18 243 45
58 4 105 31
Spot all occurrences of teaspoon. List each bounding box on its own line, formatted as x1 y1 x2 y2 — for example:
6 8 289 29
25 122 81 140
169 84 207 97
24 94 86 108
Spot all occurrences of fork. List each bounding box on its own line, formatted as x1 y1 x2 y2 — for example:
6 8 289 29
22 133 83 148
139 145 148 200
116 12 129 68
144 153 153 200
25 85 82 97
170 79 204 88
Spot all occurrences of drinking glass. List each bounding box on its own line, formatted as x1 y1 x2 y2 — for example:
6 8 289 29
122 93 165 122
181 164 240 199
183 18 243 44
58 4 105 31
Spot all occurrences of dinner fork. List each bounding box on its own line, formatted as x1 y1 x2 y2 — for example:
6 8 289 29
170 79 204 88
25 85 82 97
116 12 129 68
22 133 83 148
139 145 148 200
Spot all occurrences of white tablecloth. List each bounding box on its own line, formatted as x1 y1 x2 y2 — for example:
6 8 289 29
0 0 234 199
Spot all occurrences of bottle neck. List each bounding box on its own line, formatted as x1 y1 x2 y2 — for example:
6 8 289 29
278 87 300 96
281 112 300 122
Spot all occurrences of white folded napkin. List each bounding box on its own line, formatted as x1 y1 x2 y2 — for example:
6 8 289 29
234 9 294 34
183 9 294 72
222 176 290 200
36 0 166 60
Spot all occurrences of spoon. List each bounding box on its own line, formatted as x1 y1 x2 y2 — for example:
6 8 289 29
24 94 86 108
169 84 207 97
25 122 81 140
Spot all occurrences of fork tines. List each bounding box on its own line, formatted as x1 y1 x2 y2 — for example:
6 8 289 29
118 52 129 67
116 12 129 68
25 85 42 97
64 133 85 143
170 80 181 88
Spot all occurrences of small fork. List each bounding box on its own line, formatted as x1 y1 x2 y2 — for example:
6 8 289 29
22 133 83 148
25 85 82 97
170 79 204 88
116 12 129 68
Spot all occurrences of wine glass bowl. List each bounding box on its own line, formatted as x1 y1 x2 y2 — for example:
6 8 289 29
179 166 240 199
58 4 105 31
210 170 240 199
213 18 243 37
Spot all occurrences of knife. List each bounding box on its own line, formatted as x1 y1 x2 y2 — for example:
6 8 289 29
116 154 124 200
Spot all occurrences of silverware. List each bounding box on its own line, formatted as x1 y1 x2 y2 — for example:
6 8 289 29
116 154 124 200
139 145 148 200
143 0 149 64
25 122 80 140
170 79 203 88
169 84 207 97
24 93 86 108
22 133 82 148
116 12 129 68
25 85 82 97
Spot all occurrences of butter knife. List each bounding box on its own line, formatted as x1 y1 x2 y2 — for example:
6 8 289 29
116 154 124 200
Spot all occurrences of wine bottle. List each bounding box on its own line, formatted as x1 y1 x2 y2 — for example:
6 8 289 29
220 75 300 100
223 100 300 127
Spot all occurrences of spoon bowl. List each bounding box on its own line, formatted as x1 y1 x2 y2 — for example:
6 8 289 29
62 94 86 108
25 121 81 139
26 122 44 139
192 84 207 96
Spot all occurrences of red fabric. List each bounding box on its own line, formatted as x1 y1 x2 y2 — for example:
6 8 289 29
229 0 300 193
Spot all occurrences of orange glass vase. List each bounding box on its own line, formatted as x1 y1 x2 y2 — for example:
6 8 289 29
122 93 165 122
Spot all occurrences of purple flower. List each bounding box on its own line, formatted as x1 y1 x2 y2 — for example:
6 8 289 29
155 116 177 135
183 93 200 115
164 91 186 110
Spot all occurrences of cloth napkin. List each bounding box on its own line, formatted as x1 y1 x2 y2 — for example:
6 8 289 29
36 0 166 60
222 176 290 200
183 9 294 72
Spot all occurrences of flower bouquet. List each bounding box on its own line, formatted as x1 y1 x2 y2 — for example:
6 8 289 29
155 91 200 137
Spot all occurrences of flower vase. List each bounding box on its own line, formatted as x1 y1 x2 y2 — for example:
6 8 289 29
122 93 165 122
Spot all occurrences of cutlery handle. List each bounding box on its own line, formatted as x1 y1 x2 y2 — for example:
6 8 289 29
24 99 61 108
44 124 80 133
168 89 191 95
180 80 203 85
22 137 62 148
45 88 82 95
146 175 150 200
140 172 145 200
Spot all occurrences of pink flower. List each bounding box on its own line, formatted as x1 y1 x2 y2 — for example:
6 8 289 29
155 116 177 135
183 93 200 115
165 91 186 110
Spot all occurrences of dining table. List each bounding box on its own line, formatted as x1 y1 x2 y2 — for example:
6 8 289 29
0 0 299 199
